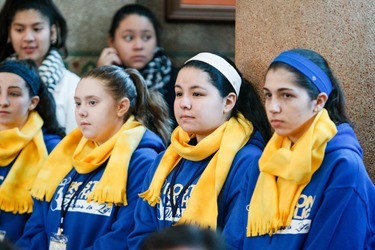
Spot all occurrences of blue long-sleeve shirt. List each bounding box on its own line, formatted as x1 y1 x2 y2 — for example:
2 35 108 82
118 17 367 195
225 123 375 250
16 130 165 250
128 131 265 250
0 131 61 244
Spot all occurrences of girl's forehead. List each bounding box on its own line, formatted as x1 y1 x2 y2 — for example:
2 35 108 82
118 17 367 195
13 9 49 23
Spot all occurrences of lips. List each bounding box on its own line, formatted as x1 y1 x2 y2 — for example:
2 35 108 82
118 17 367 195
22 46 37 54
0 110 10 114
131 55 146 62
270 119 283 127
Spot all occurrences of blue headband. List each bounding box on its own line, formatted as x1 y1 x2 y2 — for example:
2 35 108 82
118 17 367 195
272 51 332 95
0 60 41 96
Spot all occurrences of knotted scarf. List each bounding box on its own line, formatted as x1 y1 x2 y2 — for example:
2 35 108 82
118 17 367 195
0 111 47 214
31 116 146 206
139 113 253 229
8 49 64 93
247 109 337 236
140 47 172 93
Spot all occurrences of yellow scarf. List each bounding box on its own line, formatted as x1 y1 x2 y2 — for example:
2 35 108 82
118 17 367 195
139 113 253 229
247 109 337 236
0 111 47 214
31 116 146 206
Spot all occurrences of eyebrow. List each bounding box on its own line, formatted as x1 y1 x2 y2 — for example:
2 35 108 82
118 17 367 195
175 84 207 91
74 95 99 100
263 87 295 92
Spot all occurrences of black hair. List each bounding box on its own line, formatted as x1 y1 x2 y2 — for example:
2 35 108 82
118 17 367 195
140 225 227 250
19 59 65 137
267 48 350 125
0 0 68 61
108 3 161 46
182 54 272 142
81 65 172 145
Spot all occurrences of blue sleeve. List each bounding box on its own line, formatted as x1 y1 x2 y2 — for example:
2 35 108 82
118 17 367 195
84 147 161 250
127 153 164 250
304 155 375 249
222 145 261 250
16 199 49 250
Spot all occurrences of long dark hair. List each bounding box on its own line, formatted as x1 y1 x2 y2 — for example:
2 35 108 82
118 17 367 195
21 59 65 137
183 54 272 142
0 0 68 61
108 3 161 46
81 65 172 145
268 48 350 125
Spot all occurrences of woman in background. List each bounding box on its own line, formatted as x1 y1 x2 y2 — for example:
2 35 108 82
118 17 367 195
97 3 178 127
0 59 64 244
0 0 80 133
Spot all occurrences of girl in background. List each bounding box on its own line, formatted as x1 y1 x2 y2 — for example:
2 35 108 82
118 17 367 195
0 59 64 244
128 52 272 249
0 0 80 133
17 65 172 249
97 4 178 127
227 48 375 249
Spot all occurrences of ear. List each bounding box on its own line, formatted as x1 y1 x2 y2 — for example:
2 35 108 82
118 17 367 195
28 96 40 111
117 97 130 117
223 92 237 113
108 36 114 48
50 24 57 44
313 92 328 112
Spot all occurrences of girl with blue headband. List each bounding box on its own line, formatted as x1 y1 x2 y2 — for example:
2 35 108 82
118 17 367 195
0 59 63 244
128 52 272 249
225 48 375 249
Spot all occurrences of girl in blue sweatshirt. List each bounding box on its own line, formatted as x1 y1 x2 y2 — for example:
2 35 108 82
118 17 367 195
128 52 272 249
0 59 64 244
225 48 375 249
17 65 172 250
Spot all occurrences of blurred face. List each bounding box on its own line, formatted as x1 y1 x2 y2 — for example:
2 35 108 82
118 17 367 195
0 72 39 130
263 68 318 143
110 14 157 70
74 78 128 145
9 9 56 66
174 67 234 142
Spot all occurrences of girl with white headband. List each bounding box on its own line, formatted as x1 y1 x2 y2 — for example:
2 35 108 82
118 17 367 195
128 52 272 249
226 48 375 249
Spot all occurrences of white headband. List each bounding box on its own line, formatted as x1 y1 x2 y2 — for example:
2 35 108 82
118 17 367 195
185 52 242 95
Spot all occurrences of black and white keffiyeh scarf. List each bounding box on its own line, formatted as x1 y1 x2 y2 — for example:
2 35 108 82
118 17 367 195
8 49 65 93
140 47 172 93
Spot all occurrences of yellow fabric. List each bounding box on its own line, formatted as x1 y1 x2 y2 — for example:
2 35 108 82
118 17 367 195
139 113 253 229
31 116 146 206
0 111 47 214
247 109 337 236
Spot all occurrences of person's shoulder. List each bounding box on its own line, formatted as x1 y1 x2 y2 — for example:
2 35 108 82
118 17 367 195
137 129 166 152
61 69 80 85
42 131 62 153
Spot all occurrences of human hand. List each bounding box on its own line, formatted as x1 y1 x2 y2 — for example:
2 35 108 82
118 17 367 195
97 48 122 66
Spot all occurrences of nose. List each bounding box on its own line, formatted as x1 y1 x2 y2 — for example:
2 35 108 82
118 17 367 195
77 106 88 118
23 29 35 42
0 93 9 107
179 95 192 110
133 37 144 50
267 97 281 114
